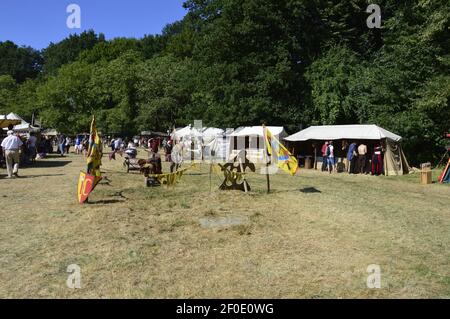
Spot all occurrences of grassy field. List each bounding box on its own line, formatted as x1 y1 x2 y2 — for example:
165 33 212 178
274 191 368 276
0 150 449 298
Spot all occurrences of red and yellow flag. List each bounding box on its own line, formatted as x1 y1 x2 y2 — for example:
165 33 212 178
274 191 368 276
77 116 103 204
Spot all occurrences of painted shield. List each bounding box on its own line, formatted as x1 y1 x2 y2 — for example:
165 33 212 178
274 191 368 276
77 172 95 204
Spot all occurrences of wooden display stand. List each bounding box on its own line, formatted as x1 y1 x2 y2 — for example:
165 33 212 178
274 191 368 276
305 157 313 169
420 163 432 185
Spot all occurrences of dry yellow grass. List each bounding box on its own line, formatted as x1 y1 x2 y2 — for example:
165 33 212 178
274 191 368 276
0 151 449 298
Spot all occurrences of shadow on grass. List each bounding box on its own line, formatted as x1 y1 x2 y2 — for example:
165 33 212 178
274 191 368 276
16 174 66 179
87 199 126 205
31 160 72 168
300 187 322 193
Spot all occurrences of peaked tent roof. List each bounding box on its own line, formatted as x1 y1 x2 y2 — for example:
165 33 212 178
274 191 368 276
0 114 23 129
202 127 224 137
6 112 24 122
173 126 203 139
230 126 286 137
285 125 402 142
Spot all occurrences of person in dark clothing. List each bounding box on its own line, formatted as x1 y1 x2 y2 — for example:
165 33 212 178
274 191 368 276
347 142 358 174
357 143 367 174
321 142 329 172
371 144 383 176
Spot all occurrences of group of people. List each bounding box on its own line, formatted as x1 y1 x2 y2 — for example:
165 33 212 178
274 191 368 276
320 140 384 176
0 125 46 178
109 133 185 176
55 134 92 156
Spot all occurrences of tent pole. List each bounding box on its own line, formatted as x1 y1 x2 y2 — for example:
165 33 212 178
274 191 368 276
209 160 212 193
263 125 271 194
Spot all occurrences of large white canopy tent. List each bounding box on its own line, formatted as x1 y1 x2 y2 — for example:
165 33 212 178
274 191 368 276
285 124 410 175
285 124 402 142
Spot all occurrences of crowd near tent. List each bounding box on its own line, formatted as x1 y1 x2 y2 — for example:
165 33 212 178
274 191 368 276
285 124 410 175
229 126 287 162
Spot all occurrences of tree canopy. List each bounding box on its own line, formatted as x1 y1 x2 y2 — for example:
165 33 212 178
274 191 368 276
0 0 448 164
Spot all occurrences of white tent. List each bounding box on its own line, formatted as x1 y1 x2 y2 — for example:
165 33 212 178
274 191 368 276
229 126 287 162
202 127 225 144
2 113 40 133
285 124 401 142
201 128 226 161
285 124 410 176
173 125 203 140
0 113 22 129
6 112 22 121
230 126 286 138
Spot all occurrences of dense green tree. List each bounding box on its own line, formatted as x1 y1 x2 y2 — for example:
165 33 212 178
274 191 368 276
136 55 195 131
37 61 95 133
0 75 17 114
0 41 42 83
0 0 448 163
9 78 41 121
42 30 105 74
77 38 142 64
90 52 143 135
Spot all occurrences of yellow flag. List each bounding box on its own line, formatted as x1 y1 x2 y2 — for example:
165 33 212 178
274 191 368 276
264 126 298 176
87 116 103 182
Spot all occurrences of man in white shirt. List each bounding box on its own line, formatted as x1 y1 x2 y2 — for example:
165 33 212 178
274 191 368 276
114 138 122 151
1 130 23 178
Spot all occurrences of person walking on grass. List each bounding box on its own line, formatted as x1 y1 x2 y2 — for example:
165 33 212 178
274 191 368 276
1 130 23 178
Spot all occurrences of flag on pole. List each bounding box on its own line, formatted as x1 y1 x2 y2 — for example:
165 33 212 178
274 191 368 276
87 115 103 182
77 116 103 204
264 127 298 176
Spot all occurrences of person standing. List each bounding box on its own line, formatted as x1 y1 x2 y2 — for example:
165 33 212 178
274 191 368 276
65 136 72 154
321 141 329 172
58 134 66 157
74 136 81 154
371 144 383 176
327 141 336 174
347 142 357 174
357 143 368 174
1 130 23 178
27 132 37 163
114 137 122 152
170 140 183 173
